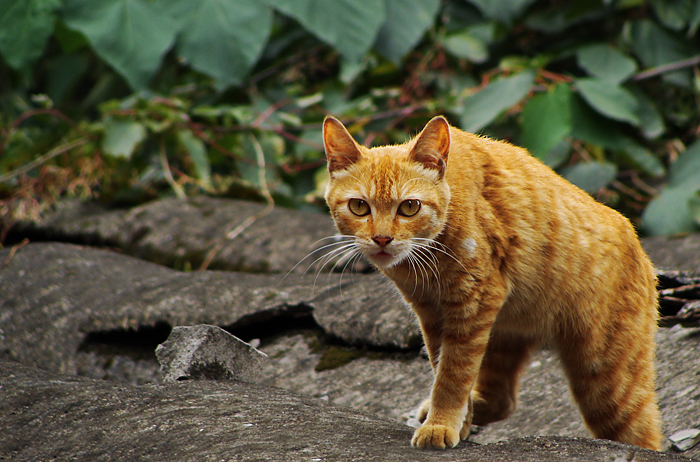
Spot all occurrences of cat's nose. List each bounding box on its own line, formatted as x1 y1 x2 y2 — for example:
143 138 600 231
372 235 393 247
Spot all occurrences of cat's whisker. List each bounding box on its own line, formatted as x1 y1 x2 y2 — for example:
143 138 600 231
284 235 356 280
313 243 358 285
412 237 469 275
411 244 442 300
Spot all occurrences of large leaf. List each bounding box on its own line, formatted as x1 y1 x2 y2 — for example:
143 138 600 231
576 44 637 84
629 19 696 87
374 0 439 63
616 143 665 178
575 78 641 126
521 83 572 167
265 0 385 61
466 0 537 24
170 0 272 89
0 0 60 71
642 141 700 235
560 161 617 193
650 0 694 31
460 70 535 133
62 0 178 90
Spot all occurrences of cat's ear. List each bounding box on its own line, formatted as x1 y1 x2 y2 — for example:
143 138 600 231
323 116 362 173
410 116 451 180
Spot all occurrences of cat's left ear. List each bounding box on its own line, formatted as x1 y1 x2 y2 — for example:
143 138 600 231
410 116 450 180
323 116 363 174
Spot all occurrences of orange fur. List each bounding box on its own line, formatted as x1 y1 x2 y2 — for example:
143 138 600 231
323 116 662 450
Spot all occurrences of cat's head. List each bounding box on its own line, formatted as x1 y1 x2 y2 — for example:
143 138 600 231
323 116 451 270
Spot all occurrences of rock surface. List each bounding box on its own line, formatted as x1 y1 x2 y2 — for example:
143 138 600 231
8 197 337 273
155 324 268 383
643 234 700 272
0 359 691 462
2 241 700 459
3 197 700 460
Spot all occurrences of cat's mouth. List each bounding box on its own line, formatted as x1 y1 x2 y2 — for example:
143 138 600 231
369 250 399 266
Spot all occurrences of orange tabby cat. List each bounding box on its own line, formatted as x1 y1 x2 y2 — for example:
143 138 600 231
322 115 662 450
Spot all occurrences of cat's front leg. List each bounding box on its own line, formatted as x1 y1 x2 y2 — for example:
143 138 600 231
411 283 505 450
411 319 496 448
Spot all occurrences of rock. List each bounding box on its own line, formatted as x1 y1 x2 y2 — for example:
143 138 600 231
0 242 419 377
8 197 338 273
642 234 700 273
155 324 268 383
2 242 700 459
669 429 700 452
0 359 690 462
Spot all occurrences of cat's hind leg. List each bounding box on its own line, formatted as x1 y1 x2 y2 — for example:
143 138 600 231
556 305 662 450
470 331 538 426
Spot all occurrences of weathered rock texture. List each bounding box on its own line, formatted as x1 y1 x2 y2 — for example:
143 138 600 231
4 197 700 460
8 196 337 272
2 241 700 459
155 324 268 383
643 234 700 272
0 359 691 462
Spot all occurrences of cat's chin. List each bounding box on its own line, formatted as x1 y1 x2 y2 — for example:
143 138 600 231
367 250 404 269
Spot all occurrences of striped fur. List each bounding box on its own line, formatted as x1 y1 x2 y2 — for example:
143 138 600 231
323 116 662 450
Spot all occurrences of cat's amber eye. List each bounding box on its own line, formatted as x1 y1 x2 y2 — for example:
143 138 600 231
398 199 421 217
348 198 371 216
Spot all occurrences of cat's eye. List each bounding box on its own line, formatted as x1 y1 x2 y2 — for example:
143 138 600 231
398 199 421 217
348 198 370 216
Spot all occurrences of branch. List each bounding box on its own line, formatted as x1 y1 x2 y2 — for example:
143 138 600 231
632 55 700 81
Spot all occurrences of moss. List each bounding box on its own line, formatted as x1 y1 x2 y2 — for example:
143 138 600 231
314 346 363 372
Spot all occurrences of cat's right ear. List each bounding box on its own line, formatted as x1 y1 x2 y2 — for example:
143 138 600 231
323 116 362 173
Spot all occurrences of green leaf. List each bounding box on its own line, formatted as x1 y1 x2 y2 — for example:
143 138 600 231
177 130 211 187
615 143 665 178
101 118 147 159
575 78 641 126
576 44 637 84
0 0 61 71
690 0 700 35
629 19 695 87
559 161 617 193
642 141 700 235
170 0 273 90
374 0 439 63
629 87 665 139
466 0 537 24
441 30 488 63
650 0 694 31
521 84 572 166
61 0 179 90
643 182 700 235
265 0 386 61
460 70 535 132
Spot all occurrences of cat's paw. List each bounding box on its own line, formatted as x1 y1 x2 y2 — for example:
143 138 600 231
411 424 460 449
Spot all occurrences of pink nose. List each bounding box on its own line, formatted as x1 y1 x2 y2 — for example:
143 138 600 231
372 236 393 247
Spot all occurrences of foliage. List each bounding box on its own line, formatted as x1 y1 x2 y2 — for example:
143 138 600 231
1 0 700 239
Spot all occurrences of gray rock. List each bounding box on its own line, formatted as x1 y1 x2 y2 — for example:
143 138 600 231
0 242 419 376
155 324 268 383
643 234 700 273
669 429 700 452
2 242 700 459
0 359 690 462
10 196 338 273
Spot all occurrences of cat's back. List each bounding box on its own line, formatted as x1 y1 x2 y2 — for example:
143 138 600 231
443 126 656 331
